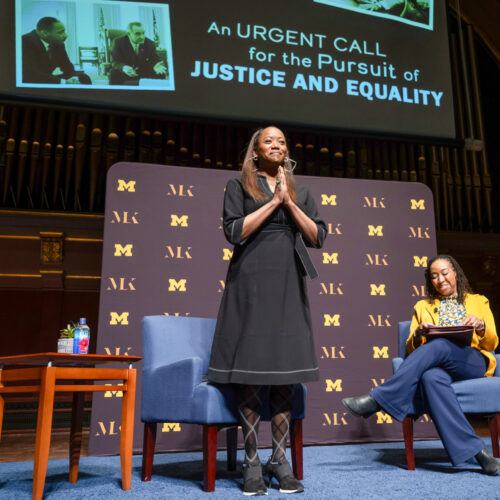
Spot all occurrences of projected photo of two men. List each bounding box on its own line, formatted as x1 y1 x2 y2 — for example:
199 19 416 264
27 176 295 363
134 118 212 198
19 0 174 89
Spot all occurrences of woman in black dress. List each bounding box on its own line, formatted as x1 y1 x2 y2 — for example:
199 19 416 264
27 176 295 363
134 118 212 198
208 126 326 495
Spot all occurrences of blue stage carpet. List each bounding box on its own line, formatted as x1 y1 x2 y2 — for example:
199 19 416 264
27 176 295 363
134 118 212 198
0 439 498 499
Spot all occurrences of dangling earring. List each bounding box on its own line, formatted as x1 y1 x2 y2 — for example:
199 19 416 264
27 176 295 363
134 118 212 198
252 156 259 172
284 157 297 171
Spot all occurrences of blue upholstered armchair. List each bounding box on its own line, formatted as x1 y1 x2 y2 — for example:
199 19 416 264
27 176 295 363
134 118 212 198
394 321 500 469
141 315 306 491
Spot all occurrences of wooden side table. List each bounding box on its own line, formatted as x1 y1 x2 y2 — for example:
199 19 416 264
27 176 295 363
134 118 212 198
0 353 142 500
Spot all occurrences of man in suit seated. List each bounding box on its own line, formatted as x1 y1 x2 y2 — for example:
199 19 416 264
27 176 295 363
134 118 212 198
22 17 90 84
109 22 167 85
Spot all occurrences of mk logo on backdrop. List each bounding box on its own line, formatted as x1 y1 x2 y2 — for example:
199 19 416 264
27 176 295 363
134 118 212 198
323 314 341 326
413 256 428 267
111 211 139 224
222 249 233 260
168 279 187 292
370 284 386 296
370 379 386 389
368 225 383 237
408 226 431 239
418 414 432 423
95 421 120 436
320 346 346 359
410 199 426 210
325 379 343 392
412 285 426 297
109 312 129 325
117 179 136 192
373 346 389 358
327 223 342 235
319 283 343 295
164 246 192 259
114 244 133 256
104 383 123 398
376 412 393 424
167 184 194 197
322 413 348 426
362 196 386 208
162 423 181 432
368 314 391 327
321 194 337 206
103 346 132 356
365 254 389 266
322 252 339 264
107 278 136 291
170 214 189 227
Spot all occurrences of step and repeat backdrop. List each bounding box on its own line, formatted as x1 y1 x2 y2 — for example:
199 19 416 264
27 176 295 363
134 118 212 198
89 162 437 455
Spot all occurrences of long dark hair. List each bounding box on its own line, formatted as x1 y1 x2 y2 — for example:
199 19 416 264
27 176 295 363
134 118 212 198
424 254 472 304
241 127 297 202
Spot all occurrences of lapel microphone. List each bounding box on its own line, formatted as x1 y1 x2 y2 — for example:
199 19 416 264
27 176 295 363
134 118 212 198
434 308 438 313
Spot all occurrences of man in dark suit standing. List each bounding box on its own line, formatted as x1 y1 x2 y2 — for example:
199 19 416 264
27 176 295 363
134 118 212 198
22 17 87 84
110 22 167 85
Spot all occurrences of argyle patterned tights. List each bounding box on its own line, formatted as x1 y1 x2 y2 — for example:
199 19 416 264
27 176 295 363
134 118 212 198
238 385 293 464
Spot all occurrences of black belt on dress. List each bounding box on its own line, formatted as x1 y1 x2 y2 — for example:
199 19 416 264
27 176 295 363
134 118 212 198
261 224 319 280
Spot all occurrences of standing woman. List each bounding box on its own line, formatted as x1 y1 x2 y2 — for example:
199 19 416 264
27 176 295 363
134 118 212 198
208 126 327 495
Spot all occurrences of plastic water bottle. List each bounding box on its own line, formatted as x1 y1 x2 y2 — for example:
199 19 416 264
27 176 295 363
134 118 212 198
73 318 90 354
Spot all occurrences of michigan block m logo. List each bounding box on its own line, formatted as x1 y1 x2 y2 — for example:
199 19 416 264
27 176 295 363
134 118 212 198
373 346 389 358
325 379 343 392
109 312 129 325
223 249 233 261
321 194 337 206
117 179 136 192
368 225 383 237
168 279 187 292
322 252 339 264
170 215 189 227
410 199 425 210
324 314 340 326
413 256 428 267
114 244 133 257
370 284 386 296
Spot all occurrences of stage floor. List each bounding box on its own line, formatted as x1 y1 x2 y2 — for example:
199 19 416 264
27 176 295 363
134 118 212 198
0 438 497 499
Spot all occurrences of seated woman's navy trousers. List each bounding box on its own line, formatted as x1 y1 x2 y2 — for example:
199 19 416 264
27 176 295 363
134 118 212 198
371 338 487 465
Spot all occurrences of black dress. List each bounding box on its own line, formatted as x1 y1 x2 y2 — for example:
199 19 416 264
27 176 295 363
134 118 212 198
207 175 327 385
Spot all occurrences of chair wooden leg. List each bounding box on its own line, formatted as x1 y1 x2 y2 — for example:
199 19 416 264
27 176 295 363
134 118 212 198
290 419 303 480
402 417 415 470
203 425 218 492
226 426 237 471
141 422 157 481
490 413 500 458
69 391 85 483
120 368 136 491
33 366 56 500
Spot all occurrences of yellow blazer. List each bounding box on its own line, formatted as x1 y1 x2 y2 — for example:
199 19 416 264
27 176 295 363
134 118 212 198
407 293 499 377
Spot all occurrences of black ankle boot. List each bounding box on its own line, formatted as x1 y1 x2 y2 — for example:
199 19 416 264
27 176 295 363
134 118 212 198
475 449 500 476
342 394 380 418
242 458 268 496
265 456 304 494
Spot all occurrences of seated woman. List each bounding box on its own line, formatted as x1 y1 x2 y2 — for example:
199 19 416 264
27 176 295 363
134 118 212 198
343 254 500 475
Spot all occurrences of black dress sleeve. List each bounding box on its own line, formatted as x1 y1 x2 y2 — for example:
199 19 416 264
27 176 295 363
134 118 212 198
222 178 247 245
301 188 327 249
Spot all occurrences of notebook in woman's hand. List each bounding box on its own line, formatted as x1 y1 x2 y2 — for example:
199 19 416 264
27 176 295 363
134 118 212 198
423 325 474 347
